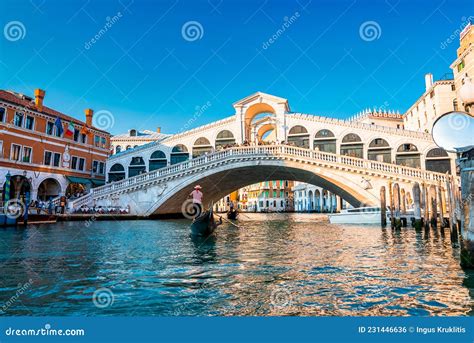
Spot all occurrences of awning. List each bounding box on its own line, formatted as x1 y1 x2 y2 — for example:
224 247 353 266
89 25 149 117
91 179 105 187
66 176 106 187
66 176 92 185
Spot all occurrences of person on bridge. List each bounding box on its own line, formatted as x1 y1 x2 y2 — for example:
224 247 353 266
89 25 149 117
189 185 203 217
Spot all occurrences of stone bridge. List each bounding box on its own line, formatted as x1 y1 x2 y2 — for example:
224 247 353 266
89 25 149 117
70 145 450 216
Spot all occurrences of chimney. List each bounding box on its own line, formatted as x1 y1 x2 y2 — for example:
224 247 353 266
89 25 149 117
85 108 94 126
424 73 433 92
34 89 45 112
156 127 161 133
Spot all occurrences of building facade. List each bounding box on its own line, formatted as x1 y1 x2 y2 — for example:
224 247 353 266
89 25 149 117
238 180 294 212
293 182 347 213
0 89 111 203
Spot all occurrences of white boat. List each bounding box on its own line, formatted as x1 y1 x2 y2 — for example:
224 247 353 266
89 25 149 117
328 206 389 224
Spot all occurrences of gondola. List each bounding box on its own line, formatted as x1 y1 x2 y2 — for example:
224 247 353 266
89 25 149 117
191 207 222 236
226 208 238 220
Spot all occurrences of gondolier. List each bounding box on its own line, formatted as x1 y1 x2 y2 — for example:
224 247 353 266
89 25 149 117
189 185 203 217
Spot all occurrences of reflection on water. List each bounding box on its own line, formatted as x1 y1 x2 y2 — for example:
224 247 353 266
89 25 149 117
0 213 472 316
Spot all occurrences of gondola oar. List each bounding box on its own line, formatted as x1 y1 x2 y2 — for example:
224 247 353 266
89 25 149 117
221 216 243 229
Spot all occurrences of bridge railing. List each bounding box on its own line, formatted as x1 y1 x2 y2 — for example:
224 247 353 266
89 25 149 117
69 145 451 208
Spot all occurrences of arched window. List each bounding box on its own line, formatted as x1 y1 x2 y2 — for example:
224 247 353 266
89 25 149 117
115 146 122 154
396 143 420 168
130 129 137 137
341 133 363 158
313 129 336 153
215 130 236 149
108 163 126 182
171 144 189 165
126 145 132 150
368 138 391 163
287 125 309 148
149 150 167 171
425 148 451 174
192 137 213 158
128 157 146 177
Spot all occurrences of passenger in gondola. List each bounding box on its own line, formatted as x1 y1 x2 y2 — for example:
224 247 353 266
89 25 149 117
189 185 203 217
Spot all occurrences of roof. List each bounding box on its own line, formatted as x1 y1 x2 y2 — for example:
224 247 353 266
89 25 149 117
111 130 170 141
0 90 110 135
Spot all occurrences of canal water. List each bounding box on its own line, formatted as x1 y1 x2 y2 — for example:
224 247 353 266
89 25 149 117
0 213 472 316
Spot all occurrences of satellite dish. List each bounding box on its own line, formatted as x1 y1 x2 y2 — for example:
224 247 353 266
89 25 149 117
432 111 474 153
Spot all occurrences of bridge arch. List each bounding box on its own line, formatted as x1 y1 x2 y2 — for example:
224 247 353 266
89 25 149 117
425 147 451 173
171 144 189 165
129 157 146 177
192 137 213 158
368 138 391 163
147 158 379 216
313 129 336 153
396 143 420 168
149 150 167 171
288 125 309 148
108 163 126 182
340 133 363 158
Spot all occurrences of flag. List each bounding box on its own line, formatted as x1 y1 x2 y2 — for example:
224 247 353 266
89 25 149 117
65 121 74 137
54 117 63 136
80 125 89 135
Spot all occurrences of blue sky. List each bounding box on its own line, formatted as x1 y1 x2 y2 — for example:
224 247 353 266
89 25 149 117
0 0 471 135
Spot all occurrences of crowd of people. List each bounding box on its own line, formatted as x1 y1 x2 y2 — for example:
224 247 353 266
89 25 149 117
75 205 130 215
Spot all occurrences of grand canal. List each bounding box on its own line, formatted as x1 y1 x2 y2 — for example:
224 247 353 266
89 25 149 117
0 214 473 316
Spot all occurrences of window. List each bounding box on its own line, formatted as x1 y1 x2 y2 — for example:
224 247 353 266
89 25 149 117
71 156 78 170
73 129 80 142
25 115 34 130
11 144 21 161
54 126 62 137
101 137 106 148
94 135 100 147
430 90 434 98
53 153 60 167
453 99 458 111
78 158 85 171
22 146 32 163
44 151 52 165
0 107 5 122
80 133 86 144
14 112 23 127
458 59 465 71
451 84 456 91
99 162 105 174
44 151 60 167
0 141 3 158
46 122 54 135
93 160 99 173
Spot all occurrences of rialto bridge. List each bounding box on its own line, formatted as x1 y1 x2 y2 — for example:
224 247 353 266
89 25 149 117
70 92 456 216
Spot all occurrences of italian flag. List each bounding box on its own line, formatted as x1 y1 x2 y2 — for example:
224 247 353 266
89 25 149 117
65 121 75 137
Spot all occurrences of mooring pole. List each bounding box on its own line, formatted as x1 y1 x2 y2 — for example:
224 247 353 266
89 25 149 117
422 183 429 229
437 183 445 229
380 186 387 227
393 183 401 229
413 182 422 229
401 188 407 227
388 181 394 228
429 185 438 228
446 177 458 241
